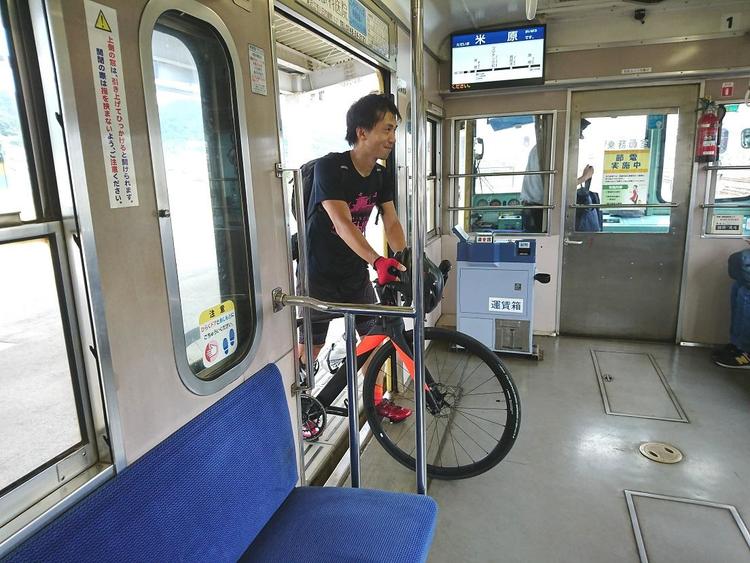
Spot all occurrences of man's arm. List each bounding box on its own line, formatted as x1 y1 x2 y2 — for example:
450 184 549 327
380 201 406 253
322 200 381 265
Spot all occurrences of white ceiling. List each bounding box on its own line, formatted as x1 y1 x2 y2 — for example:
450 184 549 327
386 0 749 57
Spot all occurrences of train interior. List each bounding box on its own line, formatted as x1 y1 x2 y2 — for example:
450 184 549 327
1 0 750 560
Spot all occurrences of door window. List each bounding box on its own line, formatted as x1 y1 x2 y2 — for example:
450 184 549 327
575 112 678 234
454 113 554 234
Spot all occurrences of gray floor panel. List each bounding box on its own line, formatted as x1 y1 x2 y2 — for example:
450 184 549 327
592 350 688 422
626 491 750 562
357 335 750 562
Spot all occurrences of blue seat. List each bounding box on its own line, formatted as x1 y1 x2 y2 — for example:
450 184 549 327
2 364 437 562
243 487 436 562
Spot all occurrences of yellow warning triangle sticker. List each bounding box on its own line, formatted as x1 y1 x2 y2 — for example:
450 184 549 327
94 10 111 32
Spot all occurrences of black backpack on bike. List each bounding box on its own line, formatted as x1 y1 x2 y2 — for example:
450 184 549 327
289 152 383 261
289 154 333 262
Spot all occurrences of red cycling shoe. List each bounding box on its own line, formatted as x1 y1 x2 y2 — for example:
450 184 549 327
375 399 412 423
302 420 322 440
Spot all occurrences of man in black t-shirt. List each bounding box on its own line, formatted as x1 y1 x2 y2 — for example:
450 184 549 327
299 94 411 436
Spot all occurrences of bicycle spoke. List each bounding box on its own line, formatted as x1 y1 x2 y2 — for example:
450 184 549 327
456 357 486 390
441 349 471 385
427 415 439 457
454 409 502 441
463 374 500 396
392 418 417 449
449 422 479 463
449 424 460 466
408 416 437 458
454 407 506 427
435 419 444 467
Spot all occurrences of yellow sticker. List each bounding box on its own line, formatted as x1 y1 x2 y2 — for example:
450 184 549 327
198 300 237 367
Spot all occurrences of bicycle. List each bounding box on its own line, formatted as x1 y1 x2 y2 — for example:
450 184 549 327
298 254 521 480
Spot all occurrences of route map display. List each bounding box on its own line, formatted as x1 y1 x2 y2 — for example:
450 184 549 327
451 26 545 91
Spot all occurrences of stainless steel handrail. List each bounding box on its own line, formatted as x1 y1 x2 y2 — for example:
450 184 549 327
700 203 750 209
271 287 417 490
448 204 555 211
569 203 680 209
277 167 317 391
344 314 361 487
704 165 750 171
411 0 428 496
275 292 415 318
448 170 556 179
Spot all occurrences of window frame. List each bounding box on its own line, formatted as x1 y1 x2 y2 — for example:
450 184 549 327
701 100 750 238
140 0 263 395
426 113 441 239
0 224 99 530
450 110 556 236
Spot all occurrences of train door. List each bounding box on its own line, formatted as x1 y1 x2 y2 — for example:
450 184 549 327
559 85 698 340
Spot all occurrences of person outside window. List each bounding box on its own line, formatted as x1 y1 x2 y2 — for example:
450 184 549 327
520 144 544 232
298 94 412 438
574 165 601 232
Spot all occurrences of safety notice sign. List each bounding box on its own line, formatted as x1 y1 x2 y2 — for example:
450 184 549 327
199 300 237 368
85 1 138 208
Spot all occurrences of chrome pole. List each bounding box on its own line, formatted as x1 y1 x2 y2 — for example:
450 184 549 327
410 0 427 495
344 313 361 487
292 169 316 390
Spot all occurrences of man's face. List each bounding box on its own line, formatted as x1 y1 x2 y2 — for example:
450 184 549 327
357 111 398 160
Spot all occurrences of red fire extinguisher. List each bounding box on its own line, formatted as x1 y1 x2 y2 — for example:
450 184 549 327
695 104 720 162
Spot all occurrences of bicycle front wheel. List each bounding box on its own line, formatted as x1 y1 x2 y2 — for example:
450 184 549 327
363 327 520 480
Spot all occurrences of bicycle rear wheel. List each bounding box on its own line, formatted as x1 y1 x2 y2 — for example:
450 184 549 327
363 327 520 479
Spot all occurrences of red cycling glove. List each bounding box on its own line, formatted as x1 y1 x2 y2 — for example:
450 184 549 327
373 256 402 285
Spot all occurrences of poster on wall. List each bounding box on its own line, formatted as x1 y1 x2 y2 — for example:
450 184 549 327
601 140 650 206
297 0 390 60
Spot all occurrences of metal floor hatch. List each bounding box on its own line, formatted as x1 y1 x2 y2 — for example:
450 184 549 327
591 350 688 422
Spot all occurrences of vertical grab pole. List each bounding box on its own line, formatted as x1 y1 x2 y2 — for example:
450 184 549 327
410 0 428 494
344 313 361 487
293 169 316 390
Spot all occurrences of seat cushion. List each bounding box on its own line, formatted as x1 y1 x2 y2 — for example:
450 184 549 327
241 486 438 563
3 364 297 563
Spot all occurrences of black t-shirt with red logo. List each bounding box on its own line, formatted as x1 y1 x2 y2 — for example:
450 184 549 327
306 151 394 288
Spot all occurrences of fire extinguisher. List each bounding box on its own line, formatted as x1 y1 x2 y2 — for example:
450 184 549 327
695 103 720 162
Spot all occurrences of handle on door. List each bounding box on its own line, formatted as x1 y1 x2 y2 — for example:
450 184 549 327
564 237 583 246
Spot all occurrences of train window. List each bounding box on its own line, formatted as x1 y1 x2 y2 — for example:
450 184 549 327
0 237 84 494
406 114 441 237
146 12 256 386
0 10 34 223
1 2 99 534
454 113 554 234
576 112 678 234
705 103 750 236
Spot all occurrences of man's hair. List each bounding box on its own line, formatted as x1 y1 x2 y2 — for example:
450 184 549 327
345 93 401 146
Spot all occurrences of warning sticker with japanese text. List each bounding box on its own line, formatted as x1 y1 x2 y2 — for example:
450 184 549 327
198 300 237 368
85 1 138 208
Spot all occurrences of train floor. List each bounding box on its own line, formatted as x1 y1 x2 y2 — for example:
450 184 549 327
354 335 750 562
